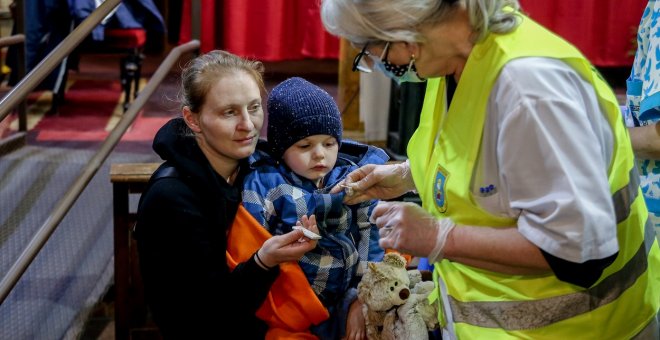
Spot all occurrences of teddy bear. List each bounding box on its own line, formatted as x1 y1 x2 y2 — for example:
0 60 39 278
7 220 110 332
357 253 439 340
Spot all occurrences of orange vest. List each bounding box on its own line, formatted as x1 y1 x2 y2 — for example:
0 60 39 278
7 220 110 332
226 205 329 340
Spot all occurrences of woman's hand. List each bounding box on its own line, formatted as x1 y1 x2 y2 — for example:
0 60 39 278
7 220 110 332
344 299 366 340
257 215 319 268
330 161 416 205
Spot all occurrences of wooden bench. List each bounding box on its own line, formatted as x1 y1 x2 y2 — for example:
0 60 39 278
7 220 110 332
110 162 161 340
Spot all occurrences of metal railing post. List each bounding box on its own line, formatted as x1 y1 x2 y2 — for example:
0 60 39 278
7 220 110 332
14 0 26 132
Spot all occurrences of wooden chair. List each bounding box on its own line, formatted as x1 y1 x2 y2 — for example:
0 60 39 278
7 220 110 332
104 28 147 111
53 28 146 113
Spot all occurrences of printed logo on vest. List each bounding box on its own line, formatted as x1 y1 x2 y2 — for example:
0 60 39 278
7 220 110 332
434 165 449 213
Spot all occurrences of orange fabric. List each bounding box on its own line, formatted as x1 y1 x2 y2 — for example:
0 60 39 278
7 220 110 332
226 205 329 339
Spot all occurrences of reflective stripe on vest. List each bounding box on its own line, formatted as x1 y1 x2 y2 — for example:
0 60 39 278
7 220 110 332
613 167 641 223
450 216 657 330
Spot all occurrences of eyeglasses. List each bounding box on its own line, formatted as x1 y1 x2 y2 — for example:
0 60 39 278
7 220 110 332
352 42 391 73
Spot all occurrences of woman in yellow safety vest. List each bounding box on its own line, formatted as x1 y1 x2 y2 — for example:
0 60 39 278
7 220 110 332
323 0 660 338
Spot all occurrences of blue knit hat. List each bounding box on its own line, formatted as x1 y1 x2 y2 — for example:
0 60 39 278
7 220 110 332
267 77 343 158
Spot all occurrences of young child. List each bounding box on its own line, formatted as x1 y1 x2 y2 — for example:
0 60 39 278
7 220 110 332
242 77 388 339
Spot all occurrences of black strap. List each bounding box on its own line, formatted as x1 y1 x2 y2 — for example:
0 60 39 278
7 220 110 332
132 164 178 236
152 164 178 180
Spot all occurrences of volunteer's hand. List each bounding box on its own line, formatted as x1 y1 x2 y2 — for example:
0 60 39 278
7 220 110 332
371 201 455 262
257 215 319 268
330 161 416 205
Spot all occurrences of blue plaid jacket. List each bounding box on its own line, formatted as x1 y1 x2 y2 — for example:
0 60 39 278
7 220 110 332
242 140 388 307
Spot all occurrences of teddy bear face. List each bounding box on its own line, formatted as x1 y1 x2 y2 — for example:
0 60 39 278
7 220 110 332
365 274 411 311
358 253 440 339
358 253 412 312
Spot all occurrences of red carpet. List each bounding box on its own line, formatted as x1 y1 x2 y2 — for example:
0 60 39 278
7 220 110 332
2 78 174 144
35 79 121 133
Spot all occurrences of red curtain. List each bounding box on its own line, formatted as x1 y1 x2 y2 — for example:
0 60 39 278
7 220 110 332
178 0 217 53
519 0 646 67
222 0 339 61
179 0 645 66
178 0 339 60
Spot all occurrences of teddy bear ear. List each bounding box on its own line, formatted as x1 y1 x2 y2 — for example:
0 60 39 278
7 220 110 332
368 262 387 280
383 253 407 268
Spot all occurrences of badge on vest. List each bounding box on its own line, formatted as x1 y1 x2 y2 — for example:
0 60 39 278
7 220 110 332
434 165 449 213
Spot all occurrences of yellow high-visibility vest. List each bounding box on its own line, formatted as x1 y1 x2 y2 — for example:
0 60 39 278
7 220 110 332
408 14 660 339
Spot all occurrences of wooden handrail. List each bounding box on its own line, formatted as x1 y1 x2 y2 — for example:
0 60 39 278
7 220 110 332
0 39 201 305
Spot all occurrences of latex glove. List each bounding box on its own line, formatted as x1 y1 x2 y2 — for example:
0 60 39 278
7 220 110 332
330 160 416 205
371 202 455 262
343 299 366 340
257 215 319 268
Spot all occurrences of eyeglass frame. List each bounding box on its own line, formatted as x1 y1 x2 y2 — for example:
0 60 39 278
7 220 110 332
351 41 391 73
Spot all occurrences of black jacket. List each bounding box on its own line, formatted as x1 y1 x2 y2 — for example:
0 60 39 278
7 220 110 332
135 118 279 339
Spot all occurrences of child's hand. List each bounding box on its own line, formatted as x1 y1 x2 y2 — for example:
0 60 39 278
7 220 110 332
294 214 321 241
343 299 366 340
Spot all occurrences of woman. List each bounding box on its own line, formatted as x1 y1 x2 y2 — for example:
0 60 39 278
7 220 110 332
134 50 319 339
322 0 660 338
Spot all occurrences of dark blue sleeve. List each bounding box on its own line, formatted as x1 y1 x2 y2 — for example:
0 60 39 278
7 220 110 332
365 199 384 261
242 172 269 227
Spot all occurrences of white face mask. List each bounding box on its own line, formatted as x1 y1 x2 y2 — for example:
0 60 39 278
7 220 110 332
375 58 426 84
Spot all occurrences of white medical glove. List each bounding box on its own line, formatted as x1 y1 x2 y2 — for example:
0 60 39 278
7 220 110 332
331 159 416 204
372 201 455 262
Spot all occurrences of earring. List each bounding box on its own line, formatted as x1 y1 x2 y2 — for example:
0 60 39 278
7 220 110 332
408 54 416 69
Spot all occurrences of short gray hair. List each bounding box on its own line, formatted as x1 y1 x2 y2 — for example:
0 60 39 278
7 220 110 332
320 0 520 45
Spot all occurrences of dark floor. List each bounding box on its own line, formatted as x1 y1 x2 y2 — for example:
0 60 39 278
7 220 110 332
79 289 116 340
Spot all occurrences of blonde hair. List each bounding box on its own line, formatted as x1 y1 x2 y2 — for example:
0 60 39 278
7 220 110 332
180 50 265 113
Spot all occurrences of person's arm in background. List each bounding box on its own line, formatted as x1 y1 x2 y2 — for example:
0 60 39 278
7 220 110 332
628 123 660 159
626 0 660 160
